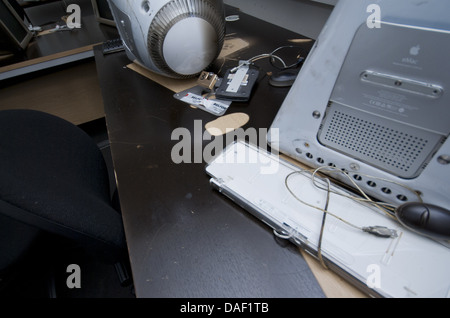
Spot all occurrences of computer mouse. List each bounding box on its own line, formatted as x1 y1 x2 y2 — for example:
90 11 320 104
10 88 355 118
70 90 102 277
395 202 450 240
269 69 299 87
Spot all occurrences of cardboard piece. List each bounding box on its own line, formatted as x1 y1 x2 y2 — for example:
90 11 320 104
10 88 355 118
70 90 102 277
126 37 250 93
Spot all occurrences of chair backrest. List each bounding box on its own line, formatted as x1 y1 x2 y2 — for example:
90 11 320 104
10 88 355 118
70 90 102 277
0 110 126 258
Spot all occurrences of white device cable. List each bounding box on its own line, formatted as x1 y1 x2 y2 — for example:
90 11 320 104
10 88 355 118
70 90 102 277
284 169 399 239
230 45 304 73
309 166 423 218
230 54 286 73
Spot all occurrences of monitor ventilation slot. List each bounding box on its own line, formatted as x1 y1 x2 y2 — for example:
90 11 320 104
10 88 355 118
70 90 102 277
317 105 443 179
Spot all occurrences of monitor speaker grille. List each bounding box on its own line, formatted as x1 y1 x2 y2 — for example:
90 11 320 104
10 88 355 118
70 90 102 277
318 105 442 178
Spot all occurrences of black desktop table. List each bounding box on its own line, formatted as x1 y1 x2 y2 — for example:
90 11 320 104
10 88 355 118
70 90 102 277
94 8 327 298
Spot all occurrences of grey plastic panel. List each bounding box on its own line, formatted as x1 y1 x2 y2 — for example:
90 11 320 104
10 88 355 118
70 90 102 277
318 102 444 178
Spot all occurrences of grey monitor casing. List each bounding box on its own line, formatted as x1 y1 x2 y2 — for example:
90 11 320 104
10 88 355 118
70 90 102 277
268 0 450 209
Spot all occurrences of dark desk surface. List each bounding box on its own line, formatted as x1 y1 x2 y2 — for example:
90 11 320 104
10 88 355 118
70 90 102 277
95 7 325 298
0 0 118 78
23 0 117 57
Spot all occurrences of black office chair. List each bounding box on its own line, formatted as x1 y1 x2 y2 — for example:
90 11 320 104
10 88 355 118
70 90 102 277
0 109 130 295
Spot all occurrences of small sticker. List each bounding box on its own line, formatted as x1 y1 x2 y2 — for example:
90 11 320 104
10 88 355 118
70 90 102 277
180 92 231 115
226 66 249 93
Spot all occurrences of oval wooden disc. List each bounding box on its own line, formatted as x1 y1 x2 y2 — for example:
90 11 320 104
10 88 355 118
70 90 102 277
205 112 250 136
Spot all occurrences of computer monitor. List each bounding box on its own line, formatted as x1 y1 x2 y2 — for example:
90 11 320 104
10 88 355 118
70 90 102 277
0 0 32 52
269 0 450 211
91 0 115 27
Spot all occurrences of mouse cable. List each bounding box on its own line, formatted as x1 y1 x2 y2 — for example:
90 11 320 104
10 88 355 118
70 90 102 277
230 45 304 73
317 177 330 269
269 45 305 69
309 174 396 269
284 168 400 242
309 166 422 217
